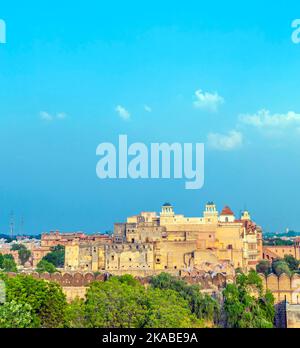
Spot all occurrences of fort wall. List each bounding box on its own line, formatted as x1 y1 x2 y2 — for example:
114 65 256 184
286 304 300 328
7 271 229 302
8 271 300 309
259 273 300 304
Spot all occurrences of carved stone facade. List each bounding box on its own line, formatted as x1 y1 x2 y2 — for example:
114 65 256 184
65 202 262 275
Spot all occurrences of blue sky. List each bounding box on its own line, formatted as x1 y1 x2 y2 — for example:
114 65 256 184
1 1 300 234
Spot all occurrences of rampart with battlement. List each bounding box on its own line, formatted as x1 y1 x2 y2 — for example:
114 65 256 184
7 271 300 305
7 271 229 289
259 273 300 304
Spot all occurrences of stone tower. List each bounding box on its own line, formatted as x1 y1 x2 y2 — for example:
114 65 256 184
203 201 218 224
160 202 175 224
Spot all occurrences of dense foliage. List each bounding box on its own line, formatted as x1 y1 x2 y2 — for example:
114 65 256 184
42 245 65 268
0 271 276 328
150 273 220 323
256 255 300 276
256 260 271 275
66 275 204 328
0 273 67 328
11 244 31 266
223 271 275 328
0 254 17 272
0 300 35 328
271 259 292 276
263 238 294 246
283 255 300 271
36 259 57 274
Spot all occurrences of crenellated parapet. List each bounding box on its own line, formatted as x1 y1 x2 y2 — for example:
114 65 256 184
6 270 231 291
6 271 107 287
258 273 300 304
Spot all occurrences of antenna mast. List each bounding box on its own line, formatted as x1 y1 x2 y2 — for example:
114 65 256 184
20 216 24 236
10 211 15 240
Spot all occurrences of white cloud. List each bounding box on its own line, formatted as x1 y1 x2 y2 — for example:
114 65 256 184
207 130 243 151
144 105 152 113
115 105 130 120
239 109 300 129
193 89 224 112
40 111 53 121
56 112 67 120
40 111 68 122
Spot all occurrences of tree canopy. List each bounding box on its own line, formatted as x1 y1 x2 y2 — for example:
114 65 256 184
0 254 18 272
256 260 271 275
150 272 220 323
42 245 65 268
1 273 67 328
256 255 299 277
0 271 277 329
66 275 205 328
0 300 36 328
36 259 57 274
11 244 32 266
283 255 300 272
271 259 292 277
223 271 275 328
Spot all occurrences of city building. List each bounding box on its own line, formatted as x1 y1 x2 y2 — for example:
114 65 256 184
65 202 263 275
263 238 300 262
31 231 111 267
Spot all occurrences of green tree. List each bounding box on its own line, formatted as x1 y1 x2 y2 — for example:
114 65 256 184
283 255 300 272
0 300 37 328
2 255 17 272
36 259 57 274
43 245 65 268
71 275 204 328
13 245 32 266
256 260 271 275
259 290 276 324
11 243 23 251
65 298 87 328
223 270 275 328
263 238 294 246
145 288 204 328
0 253 4 268
117 274 141 286
3 274 67 328
150 272 220 324
271 259 292 276
2 254 14 261
18 248 31 266
85 277 147 328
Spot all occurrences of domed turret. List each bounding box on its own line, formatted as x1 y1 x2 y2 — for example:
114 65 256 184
241 210 251 221
219 206 235 223
161 202 174 216
160 202 175 225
